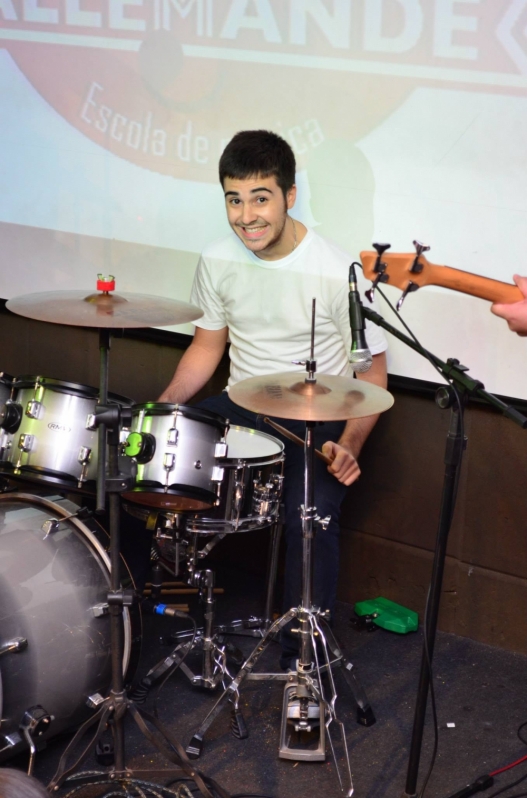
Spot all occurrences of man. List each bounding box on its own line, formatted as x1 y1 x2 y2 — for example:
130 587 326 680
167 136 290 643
491 275 527 335
160 130 388 668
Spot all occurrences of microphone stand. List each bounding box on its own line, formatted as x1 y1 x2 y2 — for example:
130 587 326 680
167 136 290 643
361 305 527 798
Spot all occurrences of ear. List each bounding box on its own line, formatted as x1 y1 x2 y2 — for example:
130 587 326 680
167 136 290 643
286 184 297 210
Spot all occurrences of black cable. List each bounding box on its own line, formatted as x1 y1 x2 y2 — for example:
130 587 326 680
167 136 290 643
486 775 527 798
518 721 527 747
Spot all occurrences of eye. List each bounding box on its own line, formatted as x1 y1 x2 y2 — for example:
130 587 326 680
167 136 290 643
228 197 241 205
255 196 267 204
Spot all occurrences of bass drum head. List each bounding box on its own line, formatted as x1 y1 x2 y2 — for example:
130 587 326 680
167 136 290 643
0 494 141 759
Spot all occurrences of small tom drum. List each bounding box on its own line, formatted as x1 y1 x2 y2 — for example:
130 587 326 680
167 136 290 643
185 425 284 534
0 376 133 491
122 403 229 512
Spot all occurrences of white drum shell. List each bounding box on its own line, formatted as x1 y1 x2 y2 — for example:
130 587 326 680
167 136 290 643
3 378 132 488
0 494 138 759
124 404 228 511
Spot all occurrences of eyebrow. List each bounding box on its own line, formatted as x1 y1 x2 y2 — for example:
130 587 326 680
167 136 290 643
224 187 273 197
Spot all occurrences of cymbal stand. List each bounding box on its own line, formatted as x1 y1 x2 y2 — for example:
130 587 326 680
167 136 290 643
185 307 375 798
360 303 527 798
48 328 228 798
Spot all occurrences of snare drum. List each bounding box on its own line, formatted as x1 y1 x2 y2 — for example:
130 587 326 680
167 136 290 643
185 425 284 534
0 376 133 490
122 403 229 512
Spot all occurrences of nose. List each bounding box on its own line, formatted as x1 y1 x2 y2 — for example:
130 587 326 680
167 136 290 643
240 203 257 225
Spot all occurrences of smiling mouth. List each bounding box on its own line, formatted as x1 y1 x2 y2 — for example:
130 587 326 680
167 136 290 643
240 225 268 239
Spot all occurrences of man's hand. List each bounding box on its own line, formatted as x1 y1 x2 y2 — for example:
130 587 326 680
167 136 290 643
321 441 361 486
491 275 527 336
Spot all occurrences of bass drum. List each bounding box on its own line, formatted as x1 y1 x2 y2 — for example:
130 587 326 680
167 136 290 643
0 494 141 760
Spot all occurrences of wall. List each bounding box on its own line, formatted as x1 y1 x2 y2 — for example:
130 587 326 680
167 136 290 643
2 311 526 653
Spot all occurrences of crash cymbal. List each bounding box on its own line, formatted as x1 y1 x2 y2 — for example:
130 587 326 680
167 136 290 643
6 289 203 329
229 372 394 421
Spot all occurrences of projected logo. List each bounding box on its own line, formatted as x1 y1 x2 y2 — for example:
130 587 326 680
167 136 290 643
0 0 525 181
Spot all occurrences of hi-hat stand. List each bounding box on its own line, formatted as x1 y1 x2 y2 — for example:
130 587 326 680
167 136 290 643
360 302 527 798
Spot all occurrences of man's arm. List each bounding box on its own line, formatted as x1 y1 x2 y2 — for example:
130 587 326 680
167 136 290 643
491 275 527 336
321 351 388 486
158 326 229 403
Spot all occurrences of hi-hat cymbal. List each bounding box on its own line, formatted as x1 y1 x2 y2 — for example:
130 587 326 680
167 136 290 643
6 290 203 329
229 372 394 421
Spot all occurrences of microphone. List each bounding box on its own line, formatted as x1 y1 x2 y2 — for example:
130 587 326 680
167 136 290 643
348 263 372 373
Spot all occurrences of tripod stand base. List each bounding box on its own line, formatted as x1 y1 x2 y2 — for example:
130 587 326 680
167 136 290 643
278 678 326 762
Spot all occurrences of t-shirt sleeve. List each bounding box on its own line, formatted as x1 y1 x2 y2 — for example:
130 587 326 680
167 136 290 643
189 256 228 331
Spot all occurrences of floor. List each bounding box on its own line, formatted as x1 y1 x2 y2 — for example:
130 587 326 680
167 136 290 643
7 563 527 798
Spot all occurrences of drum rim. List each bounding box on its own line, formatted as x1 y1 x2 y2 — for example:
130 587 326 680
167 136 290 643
123 482 217 508
132 402 227 430
223 424 284 465
13 376 134 406
0 492 137 678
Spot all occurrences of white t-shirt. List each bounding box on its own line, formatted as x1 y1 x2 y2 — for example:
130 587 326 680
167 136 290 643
190 228 388 388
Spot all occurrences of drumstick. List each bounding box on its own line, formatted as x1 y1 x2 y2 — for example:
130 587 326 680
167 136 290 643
263 417 333 466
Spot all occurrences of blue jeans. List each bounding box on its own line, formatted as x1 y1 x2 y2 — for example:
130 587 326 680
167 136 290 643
197 393 348 663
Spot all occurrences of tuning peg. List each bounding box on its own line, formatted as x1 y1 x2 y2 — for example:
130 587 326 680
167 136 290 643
413 240 430 257
373 242 391 258
366 243 391 302
365 271 389 303
396 281 419 311
410 240 430 274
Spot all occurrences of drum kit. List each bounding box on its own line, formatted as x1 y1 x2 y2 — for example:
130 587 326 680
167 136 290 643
0 278 393 797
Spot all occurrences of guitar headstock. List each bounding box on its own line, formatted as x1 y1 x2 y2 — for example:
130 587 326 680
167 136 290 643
360 242 437 308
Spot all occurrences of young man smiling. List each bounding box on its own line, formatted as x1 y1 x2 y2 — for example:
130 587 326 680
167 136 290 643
160 130 388 667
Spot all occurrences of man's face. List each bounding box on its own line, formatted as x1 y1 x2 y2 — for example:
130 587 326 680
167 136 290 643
223 174 296 261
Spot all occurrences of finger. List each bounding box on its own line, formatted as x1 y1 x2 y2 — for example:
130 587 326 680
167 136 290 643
339 463 361 486
513 275 527 298
329 454 360 483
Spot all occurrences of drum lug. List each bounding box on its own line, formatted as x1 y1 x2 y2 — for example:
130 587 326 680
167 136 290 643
215 442 228 458
86 693 106 710
163 453 176 474
167 427 178 446
0 637 28 657
18 433 33 452
14 433 34 472
85 413 97 431
25 400 42 420
0 731 23 753
91 602 110 618
212 467 224 482
77 446 92 487
42 518 61 538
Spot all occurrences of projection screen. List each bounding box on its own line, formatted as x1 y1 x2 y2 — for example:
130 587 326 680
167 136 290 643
1 0 527 397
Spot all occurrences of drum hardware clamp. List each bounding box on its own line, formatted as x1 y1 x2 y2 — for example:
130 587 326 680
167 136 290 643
0 636 28 657
20 705 54 776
